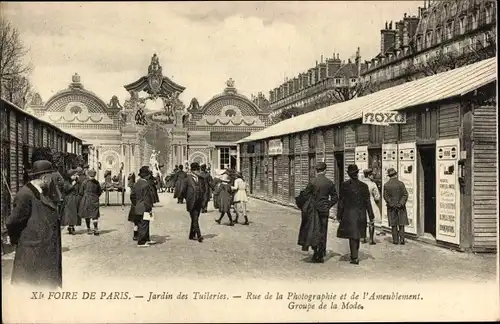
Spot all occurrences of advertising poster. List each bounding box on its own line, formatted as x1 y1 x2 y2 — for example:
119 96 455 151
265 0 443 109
397 142 417 235
355 146 369 180
435 138 461 245
381 144 398 228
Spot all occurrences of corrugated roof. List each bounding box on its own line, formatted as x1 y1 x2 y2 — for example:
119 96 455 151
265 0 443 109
238 57 497 144
1 98 82 140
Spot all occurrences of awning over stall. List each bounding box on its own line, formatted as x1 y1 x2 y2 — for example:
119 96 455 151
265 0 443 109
237 57 497 144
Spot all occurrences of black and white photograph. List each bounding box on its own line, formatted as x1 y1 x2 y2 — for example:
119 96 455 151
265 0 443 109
1 1 498 322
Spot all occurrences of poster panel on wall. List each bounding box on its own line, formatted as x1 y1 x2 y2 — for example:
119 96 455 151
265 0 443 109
397 142 417 235
381 144 398 228
355 146 369 180
435 138 461 245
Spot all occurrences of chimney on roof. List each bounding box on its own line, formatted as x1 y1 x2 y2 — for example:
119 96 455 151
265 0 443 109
336 53 340 60
389 21 393 29
404 12 407 18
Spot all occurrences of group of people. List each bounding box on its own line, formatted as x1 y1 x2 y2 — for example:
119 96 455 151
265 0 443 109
128 162 251 248
6 159 105 289
297 162 409 265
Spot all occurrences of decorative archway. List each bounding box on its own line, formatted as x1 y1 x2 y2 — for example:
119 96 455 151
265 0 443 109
189 151 208 165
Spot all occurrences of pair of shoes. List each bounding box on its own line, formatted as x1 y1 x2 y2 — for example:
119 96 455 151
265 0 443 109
393 241 399 245
147 240 156 245
369 240 377 245
400 240 406 245
350 259 359 265
198 237 204 243
228 222 235 226
215 219 221 224
138 243 150 247
93 230 100 236
87 229 93 235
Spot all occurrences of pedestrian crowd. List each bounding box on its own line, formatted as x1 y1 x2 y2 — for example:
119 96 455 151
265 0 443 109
6 156 406 290
296 161 409 265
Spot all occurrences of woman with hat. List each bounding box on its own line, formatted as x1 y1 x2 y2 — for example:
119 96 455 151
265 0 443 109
362 168 381 245
231 171 249 225
6 160 63 288
336 164 375 265
78 169 103 236
61 169 82 235
214 173 235 226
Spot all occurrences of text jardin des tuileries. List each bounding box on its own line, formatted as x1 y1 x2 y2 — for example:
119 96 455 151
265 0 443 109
30 291 423 311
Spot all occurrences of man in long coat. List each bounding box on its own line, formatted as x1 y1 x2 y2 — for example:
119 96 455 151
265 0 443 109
78 169 102 235
128 166 156 246
198 164 213 213
383 168 409 245
180 162 207 243
6 160 63 289
173 165 187 204
337 164 375 265
300 162 338 263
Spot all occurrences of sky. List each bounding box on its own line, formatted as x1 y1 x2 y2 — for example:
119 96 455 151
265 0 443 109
3 1 423 109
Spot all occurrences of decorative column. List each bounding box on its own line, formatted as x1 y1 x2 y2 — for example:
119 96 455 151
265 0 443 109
236 145 241 171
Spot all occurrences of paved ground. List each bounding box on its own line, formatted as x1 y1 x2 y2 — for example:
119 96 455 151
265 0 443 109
1 192 497 283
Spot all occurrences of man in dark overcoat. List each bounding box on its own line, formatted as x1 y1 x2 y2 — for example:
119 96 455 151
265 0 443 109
6 160 63 289
301 162 338 263
173 165 187 204
336 164 375 265
128 166 156 246
180 162 207 243
198 164 213 213
383 168 409 245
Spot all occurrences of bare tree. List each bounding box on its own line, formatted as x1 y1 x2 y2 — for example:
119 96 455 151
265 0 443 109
324 79 380 103
0 19 33 108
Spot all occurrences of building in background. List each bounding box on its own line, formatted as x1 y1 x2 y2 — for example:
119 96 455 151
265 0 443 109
28 74 128 181
184 78 271 171
260 49 369 124
360 0 496 89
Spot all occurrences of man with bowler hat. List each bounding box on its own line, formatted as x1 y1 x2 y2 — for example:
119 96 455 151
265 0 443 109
383 168 409 245
6 160 63 288
180 162 206 242
336 164 375 265
303 161 338 263
129 166 156 247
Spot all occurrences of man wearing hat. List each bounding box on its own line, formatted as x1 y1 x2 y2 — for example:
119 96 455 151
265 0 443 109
383 168 409 245
337 164 375 265
302 161 338 263
198 164 213 213
362 168 381 245
128 166 156 246
78 169 103 236
180 162 207 242
6 160 63 288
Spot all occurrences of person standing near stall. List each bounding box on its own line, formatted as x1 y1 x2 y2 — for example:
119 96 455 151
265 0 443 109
198 164 213 213
232 171 249 225
383 168 409 245
214 174 235 226
6 160 63 288
336 164 375 265
61 169 81 235
362 168 381 245
78 169 103 236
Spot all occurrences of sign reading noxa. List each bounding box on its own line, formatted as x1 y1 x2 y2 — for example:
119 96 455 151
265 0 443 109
362 111 406 125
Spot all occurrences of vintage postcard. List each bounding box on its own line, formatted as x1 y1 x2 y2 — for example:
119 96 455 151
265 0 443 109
1 1 498 323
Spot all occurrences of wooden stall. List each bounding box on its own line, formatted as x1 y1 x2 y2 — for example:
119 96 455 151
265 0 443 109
238 58 497 252
1 99 83 245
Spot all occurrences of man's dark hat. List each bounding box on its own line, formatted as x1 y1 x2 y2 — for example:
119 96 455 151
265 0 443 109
139 166 150 177
315 161 327 171
29 160 54 177
347 164 360 175
190 162 200 171
387 168 397 177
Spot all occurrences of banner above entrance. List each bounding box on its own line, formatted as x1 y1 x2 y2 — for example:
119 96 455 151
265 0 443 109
210 132 251 142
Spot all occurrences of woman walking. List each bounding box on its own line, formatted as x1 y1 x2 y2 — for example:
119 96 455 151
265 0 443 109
78 169 103 236
232 172 249 225
214 174 234 226
61 169 81 235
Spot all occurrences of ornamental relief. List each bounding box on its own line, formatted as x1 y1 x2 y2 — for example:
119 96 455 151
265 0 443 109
44 102 114 125
195 105 265 127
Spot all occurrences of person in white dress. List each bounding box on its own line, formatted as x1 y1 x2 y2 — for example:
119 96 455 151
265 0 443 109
362 168 381 245
231 171 249 225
